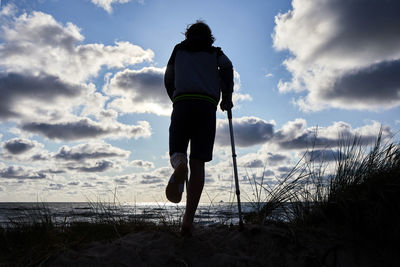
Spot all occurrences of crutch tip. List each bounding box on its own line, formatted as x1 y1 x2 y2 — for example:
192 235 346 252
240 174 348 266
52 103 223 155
239 221 245 231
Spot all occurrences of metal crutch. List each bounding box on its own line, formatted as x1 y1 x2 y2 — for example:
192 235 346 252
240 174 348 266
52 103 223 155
227 109 244 230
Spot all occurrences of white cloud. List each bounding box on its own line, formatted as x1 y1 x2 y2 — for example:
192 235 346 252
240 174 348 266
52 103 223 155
0 11 154 83
106 67 172 116
131 160 155 169
0 10 154 122
273 0 400 111
91 0 132 13
232 70 252 108
0 3 16 18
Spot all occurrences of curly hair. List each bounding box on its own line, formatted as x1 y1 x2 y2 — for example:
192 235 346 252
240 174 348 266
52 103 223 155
184 20 215 45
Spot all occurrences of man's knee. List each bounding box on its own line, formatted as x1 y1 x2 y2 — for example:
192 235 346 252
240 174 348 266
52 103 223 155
189 158 205 172
189 158 204 166
170 152 187 169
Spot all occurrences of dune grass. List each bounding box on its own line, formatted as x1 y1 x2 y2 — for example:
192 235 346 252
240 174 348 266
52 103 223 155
244 131 400 244
0 199 182 266
1 132 399 265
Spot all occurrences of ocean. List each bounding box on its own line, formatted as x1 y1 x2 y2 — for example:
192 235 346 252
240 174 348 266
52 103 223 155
0 202 261 227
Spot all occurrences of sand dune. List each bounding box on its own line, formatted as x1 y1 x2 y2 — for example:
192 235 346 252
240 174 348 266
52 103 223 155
48 224 389 267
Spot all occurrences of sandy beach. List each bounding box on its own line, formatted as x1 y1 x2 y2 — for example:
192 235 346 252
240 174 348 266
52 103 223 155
47 223 396 267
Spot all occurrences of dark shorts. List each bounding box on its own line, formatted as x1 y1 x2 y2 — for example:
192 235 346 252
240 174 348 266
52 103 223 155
169 100 217 162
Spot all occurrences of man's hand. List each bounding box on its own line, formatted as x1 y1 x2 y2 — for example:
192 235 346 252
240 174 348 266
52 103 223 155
220 98 233 111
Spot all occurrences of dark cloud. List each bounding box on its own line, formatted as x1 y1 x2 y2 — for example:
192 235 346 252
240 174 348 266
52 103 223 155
305 149 345 162
242 159 264 168
22 120 108 140
263 170 275 177
3 138 35 154
312 1 400 61
0 72 81 119
114 176 129 185
277 166 292 173
0 166 46 179
82 182 95 188
42 169 66 174
68 160 113 173
273 0 400 111
46 183 65 191
273 120 391 150
277 133 338 150
21 119 150 141
140 177 163 184
322 60 400 106
31 153 49 161
140 167 170 184
55 144 128 161
216 117 274 147
114 67 165 102
267 153 289 165
276 131 380 150
107 67 171 115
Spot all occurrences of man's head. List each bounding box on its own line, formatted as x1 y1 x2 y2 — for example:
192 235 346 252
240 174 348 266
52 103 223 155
185 20 215 46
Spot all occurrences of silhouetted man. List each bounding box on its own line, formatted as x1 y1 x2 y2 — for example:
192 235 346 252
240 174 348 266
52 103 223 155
164 20 234 236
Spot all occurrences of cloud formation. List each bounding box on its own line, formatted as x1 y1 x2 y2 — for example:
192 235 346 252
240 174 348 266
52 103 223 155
54 142 130 161
0 72 84 119
0 166 46 179
1 137 47 162
91 0 132 13
0 11 153 83
215 116 275 147
305 149 344 162
21 119 151 141
273 0 400 111
139 167 170 185
131 160 155 169
272 119 391 150
106 67 171 116
0 10 154 122
106 68 251 116
68 160 114 173
2 138 35 154
237 152 289 168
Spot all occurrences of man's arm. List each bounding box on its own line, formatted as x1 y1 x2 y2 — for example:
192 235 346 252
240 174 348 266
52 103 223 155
217 49 234 111
164 46 177 101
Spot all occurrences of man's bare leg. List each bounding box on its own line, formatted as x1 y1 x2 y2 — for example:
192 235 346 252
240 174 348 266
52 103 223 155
182 158 205 234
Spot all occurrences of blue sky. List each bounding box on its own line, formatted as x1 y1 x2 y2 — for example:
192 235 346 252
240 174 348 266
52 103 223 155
0 0 399 202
